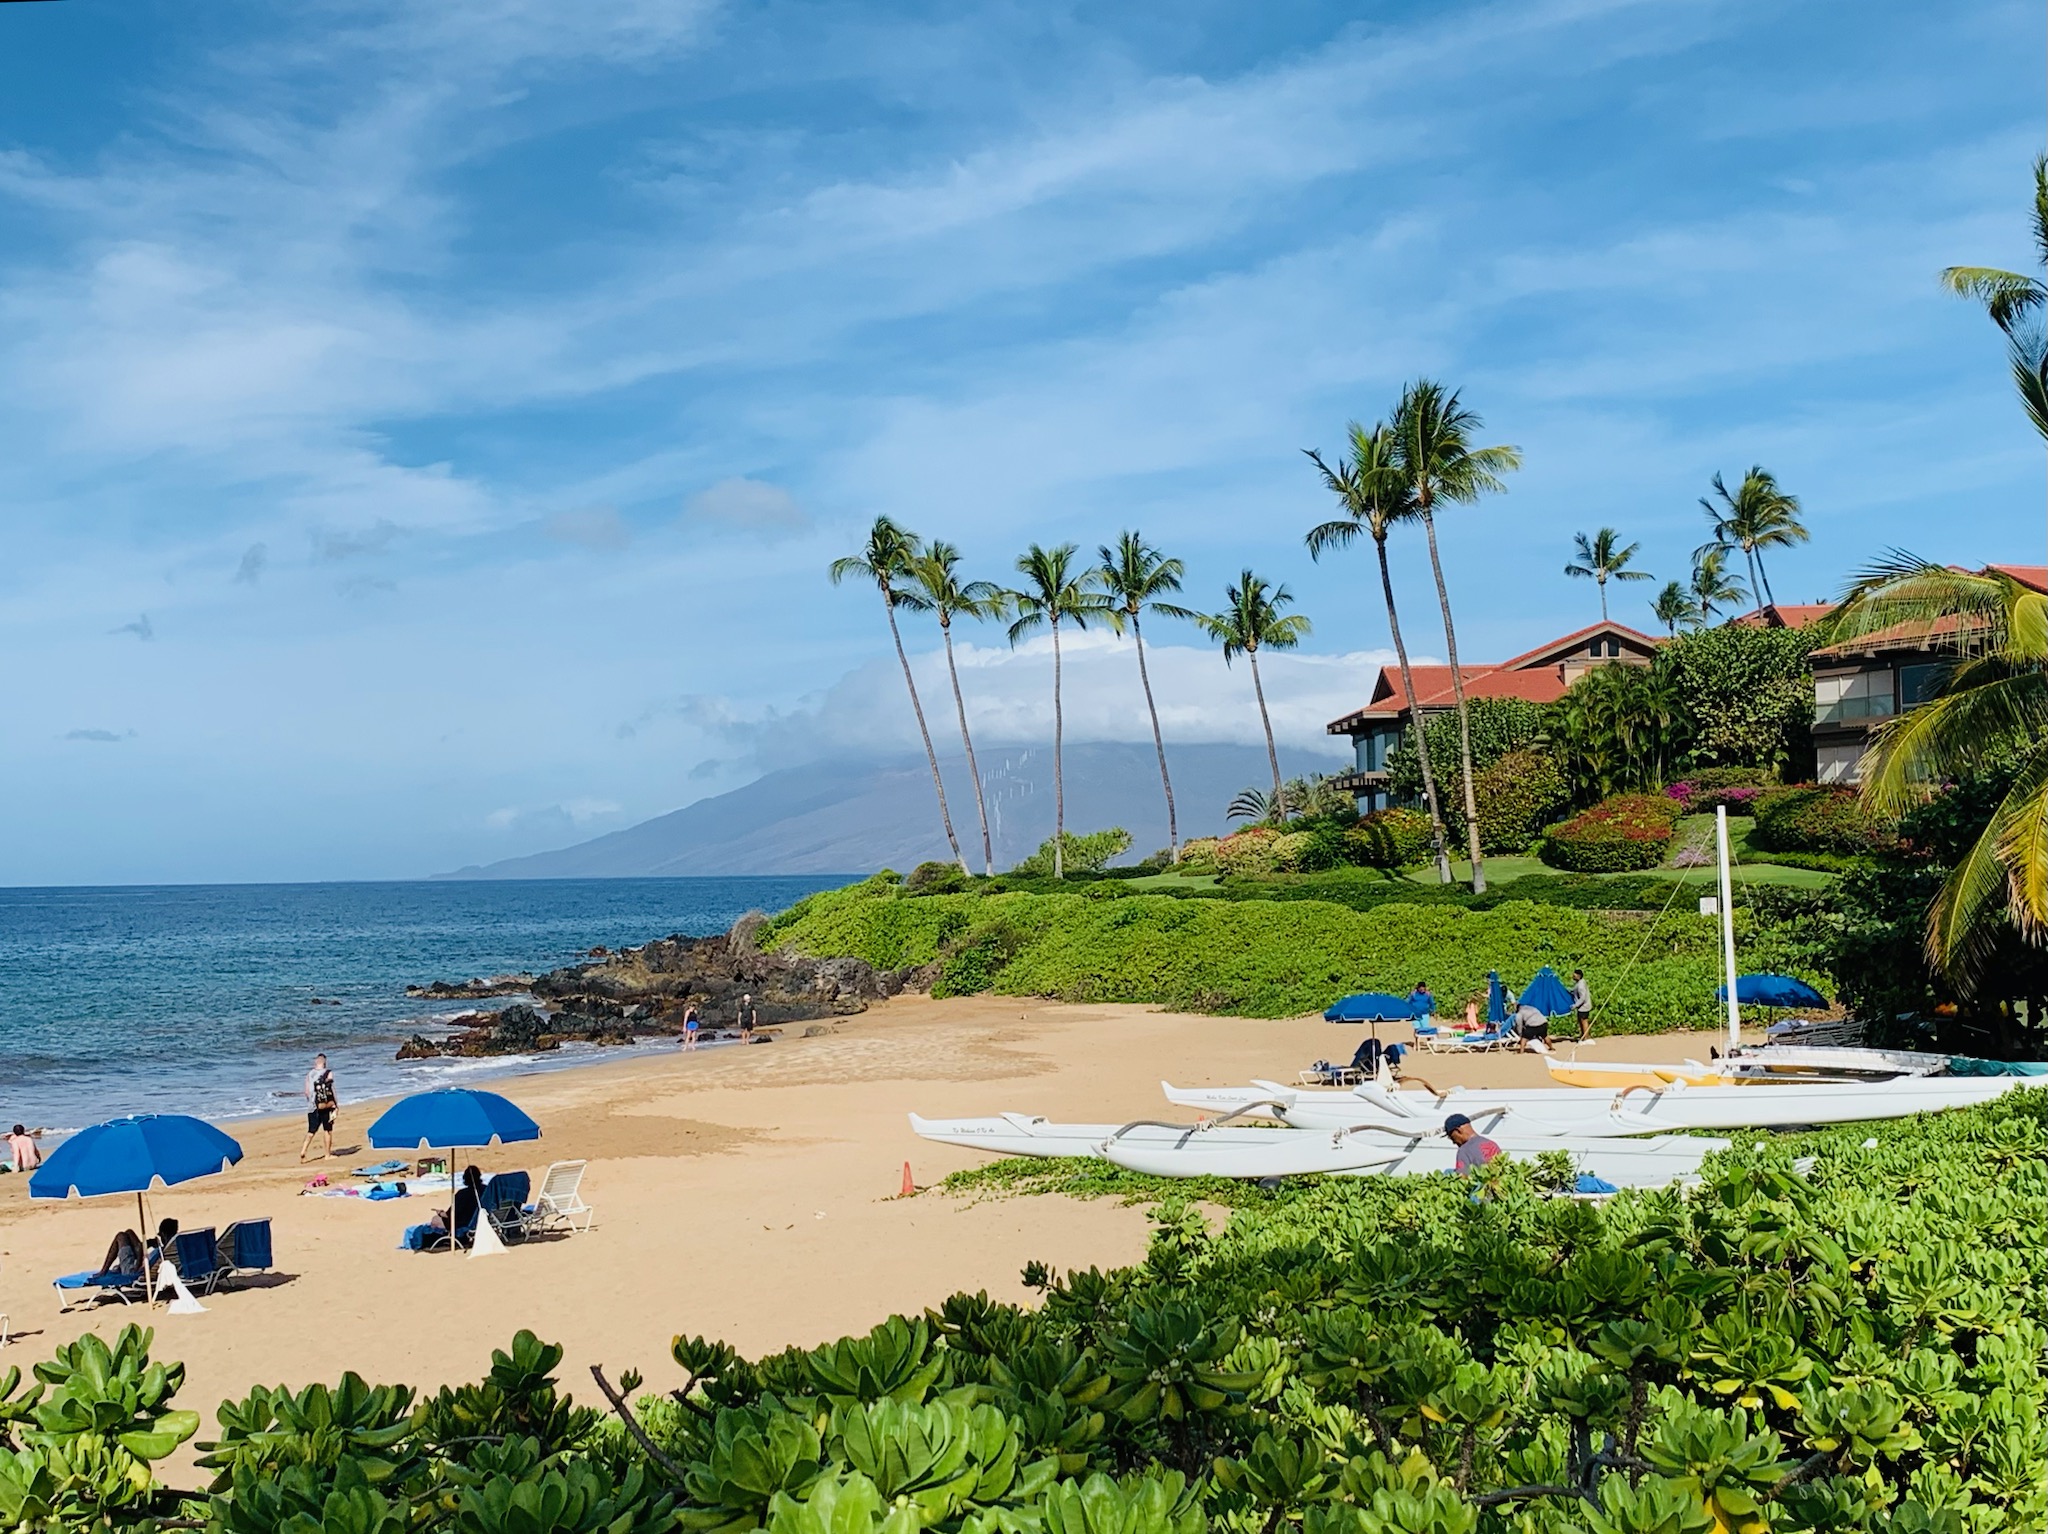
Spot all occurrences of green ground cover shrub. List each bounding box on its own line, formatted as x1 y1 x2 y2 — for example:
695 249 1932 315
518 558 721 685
1540 794 1684 873
770 880 1755 1030
1751 785 1881 856
28 1094 2044 1531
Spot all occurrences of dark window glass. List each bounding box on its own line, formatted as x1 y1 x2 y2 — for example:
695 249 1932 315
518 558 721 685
1899 664 1945 708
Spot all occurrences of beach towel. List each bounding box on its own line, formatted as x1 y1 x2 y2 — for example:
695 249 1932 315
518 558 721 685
351 1160 408 1178
1574 1173 1620 1195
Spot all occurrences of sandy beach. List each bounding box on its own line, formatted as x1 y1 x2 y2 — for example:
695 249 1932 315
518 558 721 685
0 998 1737 1464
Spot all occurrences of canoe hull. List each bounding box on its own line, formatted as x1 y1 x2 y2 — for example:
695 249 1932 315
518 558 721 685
1103 1129 1725 1185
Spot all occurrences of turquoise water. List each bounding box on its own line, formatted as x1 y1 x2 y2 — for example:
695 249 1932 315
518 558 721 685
0 877 850 1131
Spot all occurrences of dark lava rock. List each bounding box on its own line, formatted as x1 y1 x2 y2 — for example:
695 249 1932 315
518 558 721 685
406 974 537 1000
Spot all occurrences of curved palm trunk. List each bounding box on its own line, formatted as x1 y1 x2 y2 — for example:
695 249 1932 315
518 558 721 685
884 595 965 873
940 616 993 875
1753 548 1778 609
1051 615 1066 879
1375 534 1453 883
1247 645 1284 817
1418 511 1487 892
1741 547 1763 614
1597 576 1609 622
1131 613 1179 858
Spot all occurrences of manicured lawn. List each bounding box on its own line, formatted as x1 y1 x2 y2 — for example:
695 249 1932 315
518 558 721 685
1122 870 1221 889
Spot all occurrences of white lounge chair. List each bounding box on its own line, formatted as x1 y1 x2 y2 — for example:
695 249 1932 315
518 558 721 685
524 1160 594 1235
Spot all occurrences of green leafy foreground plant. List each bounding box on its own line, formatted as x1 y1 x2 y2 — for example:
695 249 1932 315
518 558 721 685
3 1094 2044 1534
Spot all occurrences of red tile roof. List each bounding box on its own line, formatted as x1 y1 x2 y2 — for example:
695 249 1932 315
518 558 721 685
1494 620 1663 670
1328 620 1666 733
1729 603 1834 630
1986 564 2048 592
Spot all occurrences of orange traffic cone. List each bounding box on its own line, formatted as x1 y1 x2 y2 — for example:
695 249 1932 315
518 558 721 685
899 1161 915 1198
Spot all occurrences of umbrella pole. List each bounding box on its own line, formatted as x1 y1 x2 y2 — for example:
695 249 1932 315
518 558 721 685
138 1190 156 1306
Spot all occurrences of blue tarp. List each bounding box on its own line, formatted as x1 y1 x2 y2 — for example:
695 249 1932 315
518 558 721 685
29 1114 243 1200
1517 966 1575 1018
1946 1056 2048 1078
368 1088 540 1151
1324 992 1416 1023
1715 973 1828 1009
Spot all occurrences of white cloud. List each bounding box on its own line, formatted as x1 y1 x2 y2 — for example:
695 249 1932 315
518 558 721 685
545 506 633 550
682 478 810 538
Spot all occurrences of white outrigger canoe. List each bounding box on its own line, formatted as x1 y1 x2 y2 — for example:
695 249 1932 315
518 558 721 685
1101 1122 1726 1186
911 1112 1724 1187
1161 1072 2025 1138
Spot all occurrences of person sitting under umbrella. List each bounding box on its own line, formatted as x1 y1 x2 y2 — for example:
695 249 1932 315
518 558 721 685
96 1217 178 1281
425 1166 486 1246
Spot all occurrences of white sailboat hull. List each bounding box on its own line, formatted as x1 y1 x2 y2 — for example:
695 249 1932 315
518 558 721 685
1161 1074 2024 1137
1102 1127 1725 1186
909 1112 1296 1160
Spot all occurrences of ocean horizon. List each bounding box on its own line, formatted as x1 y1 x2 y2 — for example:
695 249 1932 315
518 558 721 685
0 875 854 1134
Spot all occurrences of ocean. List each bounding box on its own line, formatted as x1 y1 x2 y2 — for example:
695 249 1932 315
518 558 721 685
0 877 852 1132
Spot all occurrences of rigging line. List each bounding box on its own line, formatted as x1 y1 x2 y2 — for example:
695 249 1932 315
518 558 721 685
1599 851 1701 1026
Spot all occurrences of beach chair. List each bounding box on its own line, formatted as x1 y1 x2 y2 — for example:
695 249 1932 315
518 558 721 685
215 1218 273 1289
525 1161 594 1235
53 1263 153 1310
480 1171 532 1241
169 1228 221 1296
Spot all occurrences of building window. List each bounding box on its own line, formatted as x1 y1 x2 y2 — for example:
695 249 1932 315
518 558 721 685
1814 670 1897 725
1899 663 1946 709
1817 742 1865 784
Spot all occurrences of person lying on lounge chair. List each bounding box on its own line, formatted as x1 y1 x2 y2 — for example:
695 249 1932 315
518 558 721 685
425 1166 486 1242
97 1217 178 1279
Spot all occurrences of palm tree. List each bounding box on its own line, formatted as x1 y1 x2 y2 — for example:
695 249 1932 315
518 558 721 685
1389 379 1522 893
1941 154 2048 535
1097 532 1199 861
1197 570 1311 818
904 542 1007 875
1696 467 1807 611
1830 557 2048 988
1650 580 1700 637
1007 543 1114 879
830 517 967 873
1563 528 1653 621
1689 547 1748 623
1304 422 1454 883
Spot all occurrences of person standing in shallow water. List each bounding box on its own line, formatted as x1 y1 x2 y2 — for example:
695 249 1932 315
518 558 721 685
300 1052 338 1161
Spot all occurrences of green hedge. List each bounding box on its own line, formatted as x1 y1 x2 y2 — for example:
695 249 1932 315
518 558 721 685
1472 746 1570 853
1347 808 1434 868
1539 793 1684 873
765 880 1778 1031
1752 784 1881 855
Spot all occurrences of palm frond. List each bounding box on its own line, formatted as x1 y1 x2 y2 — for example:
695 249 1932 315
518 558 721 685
1941 266 2047 335
1996 747 2048 948
1859 670 2048 817
2009 330 2048 444
1305 517 1364 559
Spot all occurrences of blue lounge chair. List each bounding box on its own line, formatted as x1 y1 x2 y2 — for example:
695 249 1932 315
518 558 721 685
481 1171 531 1241
53 1264 151 1310
216 1218 273 1288
169 1227 220 1295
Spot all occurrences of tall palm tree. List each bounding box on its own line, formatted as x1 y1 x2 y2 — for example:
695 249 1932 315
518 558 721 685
904 542 1007 875
1941 153 2048 544
1563 528 1653 621
1689 548 1747 623
1389 379 1522 893
829 517 967 873
1007 544 1114 879
1696 467 1807 611
1197 570 1311 818
1096 532 1198 861
1650 579 1700 637
1304 421 1454 883
1830 557 2048 987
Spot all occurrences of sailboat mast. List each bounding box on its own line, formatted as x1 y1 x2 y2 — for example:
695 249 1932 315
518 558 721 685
1717 806 1740 1048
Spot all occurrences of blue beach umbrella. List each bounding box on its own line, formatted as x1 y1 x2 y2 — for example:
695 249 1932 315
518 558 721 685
31 1113 244 1300
1324 992 1416 1023
1715 974 1827 1009
1517 966 1576 1018
1486 972 1508 1027
368 1089 539 1259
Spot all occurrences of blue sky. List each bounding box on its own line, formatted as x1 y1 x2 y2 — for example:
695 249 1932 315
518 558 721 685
0 0 2041 884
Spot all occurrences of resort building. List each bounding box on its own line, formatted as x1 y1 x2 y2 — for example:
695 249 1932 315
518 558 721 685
1807 563 2048 784
1326 621 1664 811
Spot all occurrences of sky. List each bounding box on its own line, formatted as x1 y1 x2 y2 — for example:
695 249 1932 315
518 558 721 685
0 0 2043 885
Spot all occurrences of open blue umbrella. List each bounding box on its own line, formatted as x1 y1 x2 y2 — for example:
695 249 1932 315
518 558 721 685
1516 966 1576 1018
31 1114 244 1300
1486 972 1508 1026
368 1089 539 1260
1716 973 1827 1009
1323 992 1416 1023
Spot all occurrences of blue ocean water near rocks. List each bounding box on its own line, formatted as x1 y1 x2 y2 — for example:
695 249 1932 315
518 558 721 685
0 877 851 1132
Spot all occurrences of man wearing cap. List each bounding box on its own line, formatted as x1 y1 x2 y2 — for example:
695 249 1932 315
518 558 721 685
1444 1114 1501 1175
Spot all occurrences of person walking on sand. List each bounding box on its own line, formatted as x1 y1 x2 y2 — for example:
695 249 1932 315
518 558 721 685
682 1004 700 1051
6 1124 40 1172
1570 969 1593 1041
300 1053 338 1161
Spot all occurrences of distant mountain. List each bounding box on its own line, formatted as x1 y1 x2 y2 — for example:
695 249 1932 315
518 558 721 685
440 742 1346 879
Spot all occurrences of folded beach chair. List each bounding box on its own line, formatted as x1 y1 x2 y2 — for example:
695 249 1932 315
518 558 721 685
215 1218 273 1289
525 1160 594 1235
169 1228 221 1296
